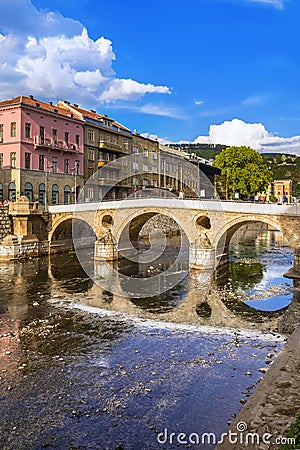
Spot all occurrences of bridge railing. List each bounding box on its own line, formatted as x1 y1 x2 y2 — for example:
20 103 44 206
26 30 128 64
48 197 300 216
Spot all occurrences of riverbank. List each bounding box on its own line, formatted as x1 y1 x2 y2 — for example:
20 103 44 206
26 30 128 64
215 324 300 450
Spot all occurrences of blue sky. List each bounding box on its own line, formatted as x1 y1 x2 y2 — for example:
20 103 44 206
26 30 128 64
0 0 300 153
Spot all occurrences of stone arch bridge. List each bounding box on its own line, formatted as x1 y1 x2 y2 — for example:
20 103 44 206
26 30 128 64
46 198 300 277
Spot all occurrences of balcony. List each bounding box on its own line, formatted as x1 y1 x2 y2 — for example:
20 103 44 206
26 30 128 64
33 136 80 153
98 159 121 172
98 140 129 153
98 177 119 186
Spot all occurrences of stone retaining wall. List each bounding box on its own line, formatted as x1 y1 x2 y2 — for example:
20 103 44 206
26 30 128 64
0 206 13 241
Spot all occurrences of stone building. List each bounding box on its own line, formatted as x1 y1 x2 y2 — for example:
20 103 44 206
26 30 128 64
57 101 134 201
130 134 160 191
0 96 84 206
159 145 221 198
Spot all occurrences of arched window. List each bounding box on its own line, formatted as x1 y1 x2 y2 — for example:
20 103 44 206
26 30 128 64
8 182 16 201
24 182 33 201
52 184 59 205
0 182 3 201
64 185 71 205
39 183 46 205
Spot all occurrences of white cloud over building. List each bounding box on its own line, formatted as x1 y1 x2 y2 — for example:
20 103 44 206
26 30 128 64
194 118 300 155
0 0 170 105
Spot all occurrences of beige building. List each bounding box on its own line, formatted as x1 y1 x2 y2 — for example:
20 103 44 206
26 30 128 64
273 179 292 203
130 134 160 191
57 101 134 200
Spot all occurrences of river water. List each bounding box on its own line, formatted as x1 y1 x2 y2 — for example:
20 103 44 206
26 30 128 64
0 231 299 450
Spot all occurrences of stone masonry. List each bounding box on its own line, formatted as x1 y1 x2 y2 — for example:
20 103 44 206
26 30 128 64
0 206 13 241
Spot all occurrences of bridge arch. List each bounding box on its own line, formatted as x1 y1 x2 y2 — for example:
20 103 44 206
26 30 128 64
49 216 97 253
112 207 199 246
214 215 283 250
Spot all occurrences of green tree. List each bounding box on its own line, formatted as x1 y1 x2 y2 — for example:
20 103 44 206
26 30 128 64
214 146 273 199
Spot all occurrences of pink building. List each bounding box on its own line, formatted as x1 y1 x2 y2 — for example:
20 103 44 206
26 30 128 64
0 95 84 205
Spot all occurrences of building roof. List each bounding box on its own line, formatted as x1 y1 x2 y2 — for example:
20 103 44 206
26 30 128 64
159 143 188 158
0 95 83 121
57 100 131 133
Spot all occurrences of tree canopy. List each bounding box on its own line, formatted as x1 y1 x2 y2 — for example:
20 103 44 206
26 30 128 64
214 146 273 199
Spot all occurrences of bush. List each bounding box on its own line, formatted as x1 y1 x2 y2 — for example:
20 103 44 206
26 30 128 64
281 412 300 449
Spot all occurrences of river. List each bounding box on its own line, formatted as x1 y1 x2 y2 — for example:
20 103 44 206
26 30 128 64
0 230 299 450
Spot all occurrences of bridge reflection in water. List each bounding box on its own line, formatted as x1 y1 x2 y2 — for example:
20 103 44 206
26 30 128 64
47 230 299 336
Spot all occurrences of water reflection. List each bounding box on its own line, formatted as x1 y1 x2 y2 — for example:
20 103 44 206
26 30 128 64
0 231 297 335
1 230 298 450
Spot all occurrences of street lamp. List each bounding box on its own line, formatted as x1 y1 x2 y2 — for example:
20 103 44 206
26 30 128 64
45 157 52 209
72 161 79 204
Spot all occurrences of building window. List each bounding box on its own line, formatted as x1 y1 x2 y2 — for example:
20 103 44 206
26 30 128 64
40 126 45 144
133 146 139 154
0 124 3 143
87 187 94 201
64 185 71 205
0 182 3 201
88 129 95 141
24 182 33 201
152 179 157 187
0 153 3 169
143 178 148 187
88 149 95 161
143 149 148 157
64 158 69 174
152 151 157 160
52 157 57 173
123 139 129 150
143 164 148 172
88 168 94 179
52 129 57 144
76 134 80 146
10 152 16 168
152 165 157 173
11 122 16 137
133 161 138 171
39 183 46 205
8 182 16 201
52 184 59 205
65 132 69 146
75 160 80 175
25 123 31 138
25 153 31 169
39 155 44 171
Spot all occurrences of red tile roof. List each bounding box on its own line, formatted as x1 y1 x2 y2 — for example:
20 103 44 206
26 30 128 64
0 96 83 121
57 101 131 132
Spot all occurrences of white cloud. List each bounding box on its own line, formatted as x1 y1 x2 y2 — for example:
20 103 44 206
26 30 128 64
246 0 286 9
193 118 300 155
243 95 264 106
194 100 204 106
0 0 170 104
109 102 184 119
140 132 170 145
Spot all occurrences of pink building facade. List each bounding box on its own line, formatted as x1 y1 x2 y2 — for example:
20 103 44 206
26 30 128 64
0 96 84 205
